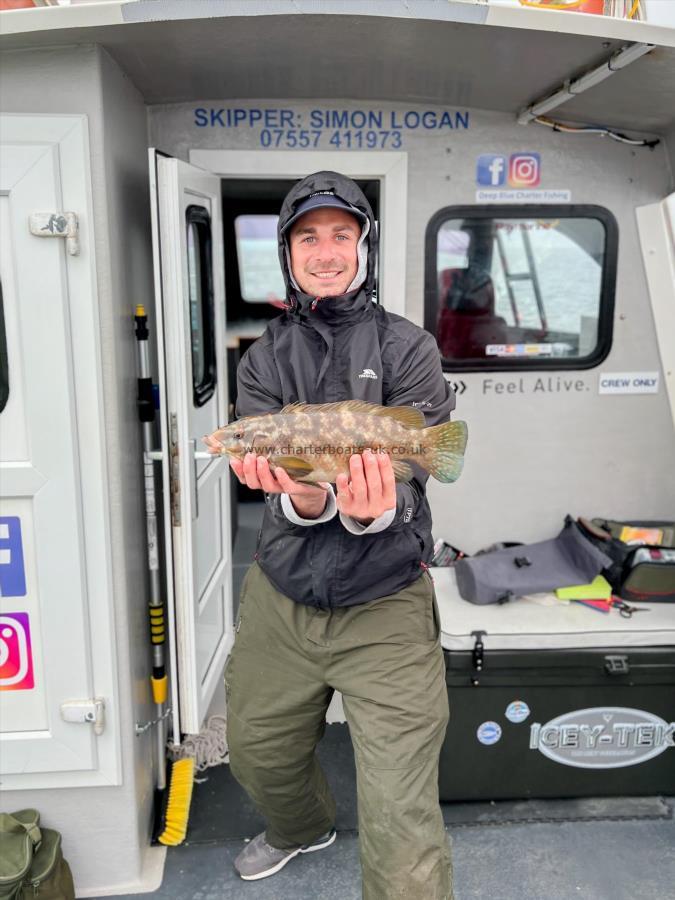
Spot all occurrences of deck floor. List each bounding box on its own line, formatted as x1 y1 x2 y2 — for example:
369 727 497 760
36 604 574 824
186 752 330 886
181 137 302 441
93 809 675 899
91 502 675 898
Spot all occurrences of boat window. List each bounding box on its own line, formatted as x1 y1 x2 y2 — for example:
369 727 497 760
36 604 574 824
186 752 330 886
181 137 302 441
234 215 287 305
186 206 216 407
424 206 618 371
0 282 7 414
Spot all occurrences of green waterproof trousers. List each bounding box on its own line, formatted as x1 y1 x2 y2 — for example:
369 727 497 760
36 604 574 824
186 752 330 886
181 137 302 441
224 561 453 900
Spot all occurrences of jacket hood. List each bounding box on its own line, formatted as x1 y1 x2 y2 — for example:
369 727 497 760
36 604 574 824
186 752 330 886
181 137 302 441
277 171 378 315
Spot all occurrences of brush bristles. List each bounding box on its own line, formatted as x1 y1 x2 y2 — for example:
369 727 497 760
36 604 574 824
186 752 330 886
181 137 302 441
158 757 195 846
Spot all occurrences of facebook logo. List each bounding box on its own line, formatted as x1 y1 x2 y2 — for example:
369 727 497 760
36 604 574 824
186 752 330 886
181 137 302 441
0 517 27 598
476 154 507 187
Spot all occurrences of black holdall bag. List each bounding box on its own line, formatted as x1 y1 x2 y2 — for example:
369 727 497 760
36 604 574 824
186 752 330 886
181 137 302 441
578 517 675 603
455 515 613 606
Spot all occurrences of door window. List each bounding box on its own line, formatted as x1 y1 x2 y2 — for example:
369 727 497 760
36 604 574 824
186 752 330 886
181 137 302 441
0 282 8 414
186 206 216 406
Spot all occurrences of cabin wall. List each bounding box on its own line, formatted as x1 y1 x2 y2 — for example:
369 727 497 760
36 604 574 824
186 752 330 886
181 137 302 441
98 42 158 878
0 45 157 896
150 99 675 549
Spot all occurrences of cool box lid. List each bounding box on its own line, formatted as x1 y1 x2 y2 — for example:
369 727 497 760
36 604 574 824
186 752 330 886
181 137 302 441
433 566 675 652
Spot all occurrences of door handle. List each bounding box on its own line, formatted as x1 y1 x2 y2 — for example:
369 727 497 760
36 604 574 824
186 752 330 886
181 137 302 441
152 442 218 522
190 447 221 519
147 450 214 462
188 440 201 520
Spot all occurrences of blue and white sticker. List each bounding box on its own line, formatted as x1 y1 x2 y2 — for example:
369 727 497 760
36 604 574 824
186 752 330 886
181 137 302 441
505 700 531 724
476 721 502 745
0 518 27 598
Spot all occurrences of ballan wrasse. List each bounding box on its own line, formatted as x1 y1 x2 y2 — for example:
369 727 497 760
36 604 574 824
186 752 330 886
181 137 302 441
203 400 468 484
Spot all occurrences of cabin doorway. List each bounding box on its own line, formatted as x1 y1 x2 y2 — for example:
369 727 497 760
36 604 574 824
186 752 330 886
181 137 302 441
219 175 380 505
150 151 407 738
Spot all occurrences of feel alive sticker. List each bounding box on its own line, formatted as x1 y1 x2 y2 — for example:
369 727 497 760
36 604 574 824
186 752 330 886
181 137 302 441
505 700 530 724
477 721 502 745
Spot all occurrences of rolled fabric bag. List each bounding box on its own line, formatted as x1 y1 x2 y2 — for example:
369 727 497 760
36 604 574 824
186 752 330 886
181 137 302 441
455 515 613 605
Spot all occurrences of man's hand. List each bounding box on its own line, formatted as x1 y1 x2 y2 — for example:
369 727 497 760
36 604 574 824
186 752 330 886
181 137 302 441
228 452 330 519
335 449 396 527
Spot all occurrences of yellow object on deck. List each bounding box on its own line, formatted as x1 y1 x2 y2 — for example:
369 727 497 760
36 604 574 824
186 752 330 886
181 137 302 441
158 757 196 846
556 575 613 601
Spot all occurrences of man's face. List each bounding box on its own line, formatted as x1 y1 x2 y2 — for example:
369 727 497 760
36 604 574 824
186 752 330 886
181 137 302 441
288 207 361 298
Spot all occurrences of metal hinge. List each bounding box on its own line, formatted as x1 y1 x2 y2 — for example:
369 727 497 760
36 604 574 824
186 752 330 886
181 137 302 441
148 440 212 528
605 654 630 675
60 698 105 735
29 211 79 256
169 413 181 526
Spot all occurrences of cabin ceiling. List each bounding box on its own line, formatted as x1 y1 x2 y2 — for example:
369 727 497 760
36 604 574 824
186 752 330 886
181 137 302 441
2 14 674 133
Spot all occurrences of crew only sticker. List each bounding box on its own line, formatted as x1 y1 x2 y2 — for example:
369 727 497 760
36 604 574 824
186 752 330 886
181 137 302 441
530 707 675 769
599 372 659 395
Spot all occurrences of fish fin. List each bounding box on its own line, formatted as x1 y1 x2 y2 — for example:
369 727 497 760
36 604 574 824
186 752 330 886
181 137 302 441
233 412 274 427
279 401 325 415
279 400 425 429
423 420 469 483
391 460 414 482
268 455 314 478
376 405 426 429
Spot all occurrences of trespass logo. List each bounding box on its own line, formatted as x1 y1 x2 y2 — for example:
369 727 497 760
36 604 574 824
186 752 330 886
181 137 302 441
476 153 541 188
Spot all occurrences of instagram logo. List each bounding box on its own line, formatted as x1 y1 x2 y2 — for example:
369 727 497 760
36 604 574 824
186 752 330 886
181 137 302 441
509 153 541 187
0 613 34 690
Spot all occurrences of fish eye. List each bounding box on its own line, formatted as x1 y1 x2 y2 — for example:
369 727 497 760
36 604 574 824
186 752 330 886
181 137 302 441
233 431 243 439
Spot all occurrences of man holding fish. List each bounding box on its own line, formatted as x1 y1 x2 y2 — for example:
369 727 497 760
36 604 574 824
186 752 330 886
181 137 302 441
206 171 466 899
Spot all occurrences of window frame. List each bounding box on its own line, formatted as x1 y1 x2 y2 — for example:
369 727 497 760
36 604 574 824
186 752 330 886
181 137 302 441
424 204 618 372
0 281 8 414
185 204 217 407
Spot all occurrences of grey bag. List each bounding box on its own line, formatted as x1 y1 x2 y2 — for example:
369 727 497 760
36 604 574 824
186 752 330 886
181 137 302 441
455 515 613 605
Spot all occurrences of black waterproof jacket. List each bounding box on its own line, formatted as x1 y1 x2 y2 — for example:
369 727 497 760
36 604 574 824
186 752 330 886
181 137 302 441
235 171 456 608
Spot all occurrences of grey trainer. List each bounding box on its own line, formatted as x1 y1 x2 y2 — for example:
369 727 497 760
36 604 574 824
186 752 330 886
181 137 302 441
233 827 337 881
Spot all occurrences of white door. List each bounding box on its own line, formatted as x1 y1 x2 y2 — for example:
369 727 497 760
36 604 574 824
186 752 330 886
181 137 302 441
636 192 675 429
149 152 232 737
0 115 119 788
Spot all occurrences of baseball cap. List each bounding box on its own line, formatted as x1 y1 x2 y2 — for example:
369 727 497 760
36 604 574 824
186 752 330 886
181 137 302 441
281 190 368 234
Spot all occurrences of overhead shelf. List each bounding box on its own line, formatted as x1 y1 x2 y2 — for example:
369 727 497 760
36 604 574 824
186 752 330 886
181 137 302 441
1 1 674 133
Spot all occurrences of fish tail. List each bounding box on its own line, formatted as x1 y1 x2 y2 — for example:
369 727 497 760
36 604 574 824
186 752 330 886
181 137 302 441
423 420 468 483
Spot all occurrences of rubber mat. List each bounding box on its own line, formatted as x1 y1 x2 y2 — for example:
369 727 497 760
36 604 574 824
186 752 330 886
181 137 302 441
184 723 672 843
